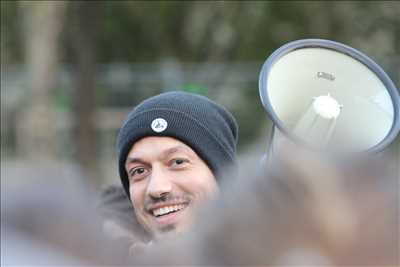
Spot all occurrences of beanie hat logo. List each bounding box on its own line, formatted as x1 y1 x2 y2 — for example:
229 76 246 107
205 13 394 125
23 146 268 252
151 118 168 133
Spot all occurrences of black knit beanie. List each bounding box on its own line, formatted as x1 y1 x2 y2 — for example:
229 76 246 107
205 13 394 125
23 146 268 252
117 91 238 197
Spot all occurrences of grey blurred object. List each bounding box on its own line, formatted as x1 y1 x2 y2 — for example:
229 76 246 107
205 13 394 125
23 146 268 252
1 151 398 265
1 163 131 265
133 146 399 265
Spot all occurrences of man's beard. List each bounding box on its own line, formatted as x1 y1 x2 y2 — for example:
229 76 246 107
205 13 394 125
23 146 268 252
160 224 176 233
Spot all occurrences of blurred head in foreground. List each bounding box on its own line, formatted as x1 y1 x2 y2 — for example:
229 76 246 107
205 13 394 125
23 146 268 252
135 143 399 265
1 165 130 265
2 144 397 265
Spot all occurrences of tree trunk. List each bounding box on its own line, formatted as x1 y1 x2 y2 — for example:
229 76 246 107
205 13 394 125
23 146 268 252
69 1 101 183
17 1 66 160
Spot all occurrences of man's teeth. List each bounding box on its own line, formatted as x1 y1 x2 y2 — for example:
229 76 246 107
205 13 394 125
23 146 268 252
153 204 185 217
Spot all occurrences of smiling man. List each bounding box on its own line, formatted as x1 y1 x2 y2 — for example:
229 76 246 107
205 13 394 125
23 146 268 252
116 91 238 241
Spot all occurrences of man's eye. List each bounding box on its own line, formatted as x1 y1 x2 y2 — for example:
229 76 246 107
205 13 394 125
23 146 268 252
129 167 148 179
171 158 188 167
175 159 184 165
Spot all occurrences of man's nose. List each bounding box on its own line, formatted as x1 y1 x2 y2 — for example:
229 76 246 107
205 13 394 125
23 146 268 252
146 167 172 199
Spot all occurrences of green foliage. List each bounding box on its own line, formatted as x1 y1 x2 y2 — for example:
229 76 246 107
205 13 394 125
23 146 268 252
53 87 71 112
181 83 208 96
1 1 23 65
2 0 399 154
4 1 399 64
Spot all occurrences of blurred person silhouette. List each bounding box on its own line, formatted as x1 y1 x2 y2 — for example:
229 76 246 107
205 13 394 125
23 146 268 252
100 91 238 251
1 165 131 265
132 143 399 265
2 143 397 265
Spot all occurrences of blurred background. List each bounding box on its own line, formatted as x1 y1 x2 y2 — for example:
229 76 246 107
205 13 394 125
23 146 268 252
1 1 399 185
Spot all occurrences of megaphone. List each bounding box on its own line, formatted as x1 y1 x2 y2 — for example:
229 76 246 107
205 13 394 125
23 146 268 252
259 39 400 156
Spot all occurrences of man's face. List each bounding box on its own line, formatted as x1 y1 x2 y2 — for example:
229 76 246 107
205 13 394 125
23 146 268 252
125 136 219 238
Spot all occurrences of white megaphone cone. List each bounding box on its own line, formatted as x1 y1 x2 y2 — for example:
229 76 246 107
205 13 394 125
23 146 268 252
259 39 400 162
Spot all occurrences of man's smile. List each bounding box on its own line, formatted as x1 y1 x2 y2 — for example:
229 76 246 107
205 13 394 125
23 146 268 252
152 203 188 217
146 199 191 224
146 201 190 228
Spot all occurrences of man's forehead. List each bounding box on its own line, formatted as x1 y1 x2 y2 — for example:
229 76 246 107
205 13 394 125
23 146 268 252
126 136 196 163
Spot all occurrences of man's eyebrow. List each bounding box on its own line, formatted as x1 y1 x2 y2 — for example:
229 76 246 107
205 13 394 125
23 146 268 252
160 145 193 159
125 145 194 166
125 157 147 166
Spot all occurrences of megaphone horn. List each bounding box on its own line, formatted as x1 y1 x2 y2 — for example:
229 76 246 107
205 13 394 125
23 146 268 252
259 39 400 155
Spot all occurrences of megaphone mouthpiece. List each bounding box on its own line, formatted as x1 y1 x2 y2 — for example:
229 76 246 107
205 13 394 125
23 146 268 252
293 96 339 148
312 94 342 120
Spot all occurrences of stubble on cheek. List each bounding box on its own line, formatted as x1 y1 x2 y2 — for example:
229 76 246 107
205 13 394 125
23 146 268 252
134 208 153 234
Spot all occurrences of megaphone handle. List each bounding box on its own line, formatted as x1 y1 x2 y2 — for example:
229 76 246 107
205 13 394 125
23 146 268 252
260 125 277 170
